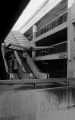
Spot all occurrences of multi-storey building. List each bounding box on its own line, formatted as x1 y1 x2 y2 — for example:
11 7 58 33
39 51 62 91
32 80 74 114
2 0 75 80
23 0 75 79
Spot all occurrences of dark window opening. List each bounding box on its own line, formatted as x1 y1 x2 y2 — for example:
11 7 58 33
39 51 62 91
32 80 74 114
36 28 67 46
35 42 67 57
35 59 67 78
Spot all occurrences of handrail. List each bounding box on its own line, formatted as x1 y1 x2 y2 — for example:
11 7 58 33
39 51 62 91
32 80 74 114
36 11 67 33
26 12 67 39
33 41 67 50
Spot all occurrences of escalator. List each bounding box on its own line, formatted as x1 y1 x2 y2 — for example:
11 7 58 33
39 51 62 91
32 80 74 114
1 31 47 80
14 50 46 79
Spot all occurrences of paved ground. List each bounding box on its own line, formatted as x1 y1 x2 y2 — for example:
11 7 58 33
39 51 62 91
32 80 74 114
0 84 75 120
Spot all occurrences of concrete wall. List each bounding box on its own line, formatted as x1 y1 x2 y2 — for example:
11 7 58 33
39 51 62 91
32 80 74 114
71 1 75 22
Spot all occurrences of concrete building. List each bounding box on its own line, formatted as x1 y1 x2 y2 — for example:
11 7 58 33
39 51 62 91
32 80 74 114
2 0 75 80
20 0 75 79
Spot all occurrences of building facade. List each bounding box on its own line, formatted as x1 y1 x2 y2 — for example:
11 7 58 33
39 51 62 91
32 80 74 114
2 0 75 79
23 0 75 78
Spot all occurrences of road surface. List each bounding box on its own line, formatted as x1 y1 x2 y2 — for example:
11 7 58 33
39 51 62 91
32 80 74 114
0 83 75 120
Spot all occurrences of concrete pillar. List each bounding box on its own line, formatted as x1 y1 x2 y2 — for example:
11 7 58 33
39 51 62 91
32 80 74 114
1 43 8 73
32 50 35 58
67 5 75 79
32 25 37 42
32 25 37 58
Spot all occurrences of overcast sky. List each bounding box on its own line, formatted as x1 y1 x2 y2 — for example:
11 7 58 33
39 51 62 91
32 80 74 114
12 0 74 32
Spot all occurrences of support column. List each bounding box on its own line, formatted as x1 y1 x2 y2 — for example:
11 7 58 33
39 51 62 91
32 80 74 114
1 43 8 73
32 25 37 58
67 6 75 79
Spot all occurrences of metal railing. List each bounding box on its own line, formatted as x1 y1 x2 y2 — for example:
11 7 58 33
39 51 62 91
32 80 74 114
36 12 67 37
35 41 67 57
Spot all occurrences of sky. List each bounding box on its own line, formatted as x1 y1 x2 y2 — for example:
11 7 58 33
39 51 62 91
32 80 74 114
12 0 75 32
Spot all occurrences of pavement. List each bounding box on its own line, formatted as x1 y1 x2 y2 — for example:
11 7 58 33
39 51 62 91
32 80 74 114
0 82 75 120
